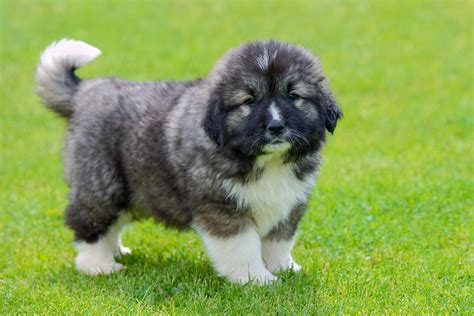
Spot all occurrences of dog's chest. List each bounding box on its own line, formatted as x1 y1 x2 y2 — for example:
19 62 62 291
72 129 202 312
222 161 315 236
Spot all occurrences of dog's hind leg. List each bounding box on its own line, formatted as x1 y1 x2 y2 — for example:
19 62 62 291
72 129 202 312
70 210 133 275
64 145 132 275
66 202 133 275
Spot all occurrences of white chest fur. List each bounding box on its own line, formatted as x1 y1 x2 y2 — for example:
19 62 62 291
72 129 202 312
222 159 315 237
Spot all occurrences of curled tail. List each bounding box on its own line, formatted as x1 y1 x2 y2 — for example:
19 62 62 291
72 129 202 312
35 39 101 118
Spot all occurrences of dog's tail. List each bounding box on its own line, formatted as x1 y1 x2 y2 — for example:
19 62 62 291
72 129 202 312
35 39 101 118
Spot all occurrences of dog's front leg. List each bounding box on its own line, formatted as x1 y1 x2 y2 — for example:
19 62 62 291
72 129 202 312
261 204 305 273
195 224 276 285
261 237 301 273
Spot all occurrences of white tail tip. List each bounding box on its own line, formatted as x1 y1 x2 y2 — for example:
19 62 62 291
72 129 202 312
40 39 101 70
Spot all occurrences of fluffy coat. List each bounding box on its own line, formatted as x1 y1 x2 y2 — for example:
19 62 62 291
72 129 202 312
36 39 341 284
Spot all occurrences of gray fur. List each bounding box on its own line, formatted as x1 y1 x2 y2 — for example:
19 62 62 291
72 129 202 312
36 58 80 118
265 203 307 241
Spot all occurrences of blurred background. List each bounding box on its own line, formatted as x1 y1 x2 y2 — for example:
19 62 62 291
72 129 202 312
1 0 472 314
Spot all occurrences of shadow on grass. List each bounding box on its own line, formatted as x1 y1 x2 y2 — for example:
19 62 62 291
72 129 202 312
46 249 317 307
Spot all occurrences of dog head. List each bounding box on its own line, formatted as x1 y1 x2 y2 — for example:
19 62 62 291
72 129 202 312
203 40 342 162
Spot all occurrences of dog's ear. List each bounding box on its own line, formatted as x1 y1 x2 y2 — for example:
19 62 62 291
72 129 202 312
318 79 342 134
325 99 342 134
203 95 226 146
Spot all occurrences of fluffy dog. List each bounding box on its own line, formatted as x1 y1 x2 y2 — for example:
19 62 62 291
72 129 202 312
35 39 342 284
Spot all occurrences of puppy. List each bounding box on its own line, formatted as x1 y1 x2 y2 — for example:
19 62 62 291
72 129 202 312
35 39 342 284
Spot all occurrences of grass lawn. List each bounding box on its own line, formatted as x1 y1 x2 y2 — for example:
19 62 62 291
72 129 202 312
1 0 472 314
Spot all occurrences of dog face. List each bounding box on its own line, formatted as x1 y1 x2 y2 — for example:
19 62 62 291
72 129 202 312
204 40 342 162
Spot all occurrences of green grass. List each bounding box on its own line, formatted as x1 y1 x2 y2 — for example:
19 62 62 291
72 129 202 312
1 0 473 314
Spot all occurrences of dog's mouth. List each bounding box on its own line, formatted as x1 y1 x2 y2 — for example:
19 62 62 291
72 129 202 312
262 139 291 154
258 131 291 154
236 132 292 156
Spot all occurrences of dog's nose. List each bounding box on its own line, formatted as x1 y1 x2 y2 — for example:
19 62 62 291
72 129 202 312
267 120 285 135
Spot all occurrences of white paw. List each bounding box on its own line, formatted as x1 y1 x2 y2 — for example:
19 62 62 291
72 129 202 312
266 257 302 273
115 246 132 257
289 261 302 272
74 239 127 275
75 256 125 275
224 266 277 285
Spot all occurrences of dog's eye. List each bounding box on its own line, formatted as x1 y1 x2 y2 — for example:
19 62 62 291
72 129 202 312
242 97 255 105
287 93 300 100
